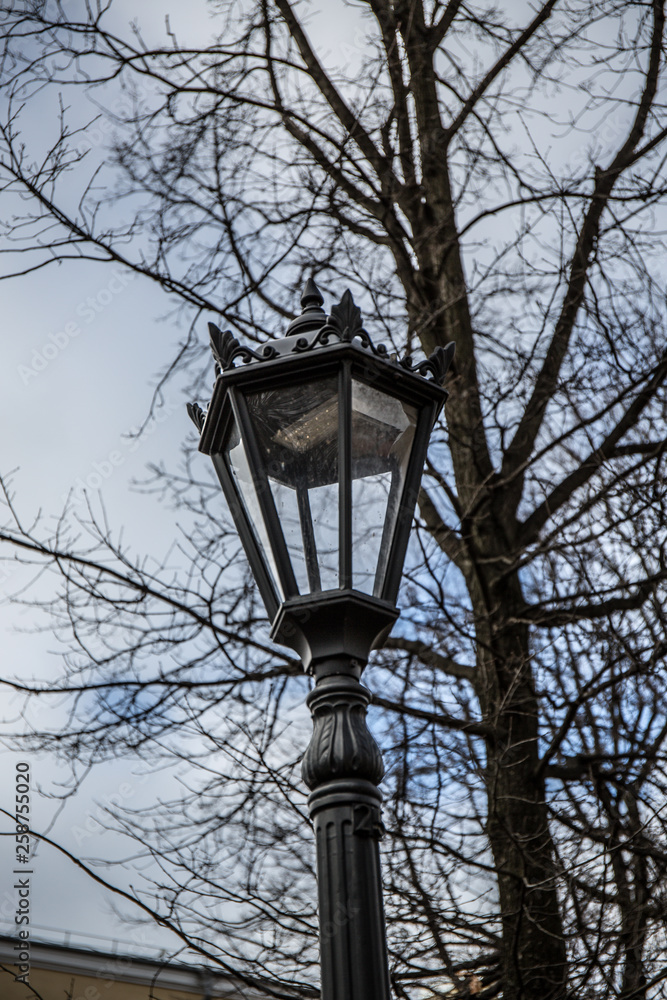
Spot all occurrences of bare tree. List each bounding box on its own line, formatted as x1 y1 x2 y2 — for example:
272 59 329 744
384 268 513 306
2 2 667 998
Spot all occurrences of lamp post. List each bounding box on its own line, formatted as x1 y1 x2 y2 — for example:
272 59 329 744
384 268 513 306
187 280 453 1000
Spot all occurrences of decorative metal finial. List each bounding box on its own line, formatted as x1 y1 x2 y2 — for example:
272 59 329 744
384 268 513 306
301 276 324 312
328 289 364 341
286 277 327 337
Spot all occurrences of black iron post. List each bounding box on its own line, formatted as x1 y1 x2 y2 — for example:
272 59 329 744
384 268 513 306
188 281 454 1000
302 658 389 1000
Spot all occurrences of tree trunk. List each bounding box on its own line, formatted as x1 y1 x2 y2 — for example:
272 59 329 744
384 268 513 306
479 586 568 1000
403 137 570 997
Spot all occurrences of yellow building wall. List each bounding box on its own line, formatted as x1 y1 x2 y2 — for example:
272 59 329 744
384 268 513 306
1 963 206 1000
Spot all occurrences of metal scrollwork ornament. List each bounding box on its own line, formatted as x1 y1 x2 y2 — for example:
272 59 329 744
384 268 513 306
209 322 278 371
203 285 455 385
186 401 207 431
400 340 456 386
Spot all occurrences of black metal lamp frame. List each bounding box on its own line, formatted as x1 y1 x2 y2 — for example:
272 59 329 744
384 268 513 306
188 282 453 1000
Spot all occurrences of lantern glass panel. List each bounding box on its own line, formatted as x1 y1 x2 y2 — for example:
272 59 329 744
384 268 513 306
350 380 418 595
224 413 283 598
246 378 339 594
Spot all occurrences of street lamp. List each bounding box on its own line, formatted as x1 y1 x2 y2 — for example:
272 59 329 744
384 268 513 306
187 280 453 1000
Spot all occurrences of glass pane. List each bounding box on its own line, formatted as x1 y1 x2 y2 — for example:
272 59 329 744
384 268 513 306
224 413 283 598
246 378 339 594
305 481 338 590
351 380 417 595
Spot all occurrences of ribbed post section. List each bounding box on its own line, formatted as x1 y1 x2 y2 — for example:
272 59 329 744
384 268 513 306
302 664 391 1000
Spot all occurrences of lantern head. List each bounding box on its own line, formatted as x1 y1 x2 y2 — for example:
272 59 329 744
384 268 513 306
188 280 453 671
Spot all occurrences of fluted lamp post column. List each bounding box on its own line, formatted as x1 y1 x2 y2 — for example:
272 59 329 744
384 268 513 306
187 280 453 1000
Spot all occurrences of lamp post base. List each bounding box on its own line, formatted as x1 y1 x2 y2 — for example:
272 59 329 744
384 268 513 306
302 664 391 1000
